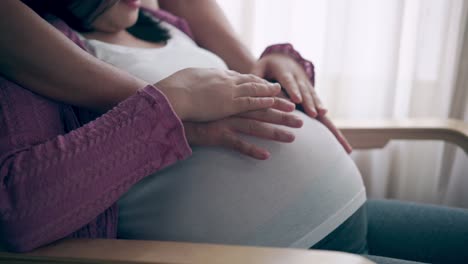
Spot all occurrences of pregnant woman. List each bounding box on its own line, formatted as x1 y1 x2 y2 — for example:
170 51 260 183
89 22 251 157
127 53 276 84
1 1 467 264
66 0 364 248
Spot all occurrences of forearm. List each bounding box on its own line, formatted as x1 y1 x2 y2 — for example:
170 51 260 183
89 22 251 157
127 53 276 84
0 86 191 252
159 0 256 73
0 0 148 112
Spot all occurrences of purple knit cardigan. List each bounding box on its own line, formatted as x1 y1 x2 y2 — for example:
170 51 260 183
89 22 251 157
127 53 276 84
0 7 315 252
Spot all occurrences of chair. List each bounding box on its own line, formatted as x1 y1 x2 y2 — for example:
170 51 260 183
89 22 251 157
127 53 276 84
0 118 466 264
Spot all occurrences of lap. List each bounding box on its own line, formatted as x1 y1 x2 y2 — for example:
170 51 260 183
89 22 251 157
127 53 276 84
312 199 468 264
364 255 427 264
366 199 468 264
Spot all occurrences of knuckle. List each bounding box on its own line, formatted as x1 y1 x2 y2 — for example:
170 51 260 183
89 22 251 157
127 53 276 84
259 108 271 118
285 73 295 82
297 80 308 89
245 144 255 156
218 69 233 79
234 139 245 151
246 120 256 134
280 74 290 83
277 98 289 108
249 82 259 92
281 112 289 124
246 97 256 107
303 89 313 100
220 74 232 83
222 133 236 146
247 74 261 82
273 129 282 140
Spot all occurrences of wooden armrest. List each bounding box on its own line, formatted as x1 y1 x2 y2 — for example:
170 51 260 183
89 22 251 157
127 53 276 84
0 239 374 264
335 118 468 153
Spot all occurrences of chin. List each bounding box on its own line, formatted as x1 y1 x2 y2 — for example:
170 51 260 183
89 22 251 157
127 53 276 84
107 10 139 31
118 7 140 28
123 14 139 28
91 1 141 32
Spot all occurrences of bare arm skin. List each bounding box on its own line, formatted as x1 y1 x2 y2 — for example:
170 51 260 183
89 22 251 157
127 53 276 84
0 0 301 159
0 0 280 120
158 0 256 74
0 0 148 112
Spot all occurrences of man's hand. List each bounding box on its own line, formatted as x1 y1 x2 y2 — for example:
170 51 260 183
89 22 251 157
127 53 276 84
184 108 303 160
156 68 295 122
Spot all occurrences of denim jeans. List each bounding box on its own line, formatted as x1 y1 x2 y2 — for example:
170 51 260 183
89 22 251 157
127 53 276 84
311 199 468 264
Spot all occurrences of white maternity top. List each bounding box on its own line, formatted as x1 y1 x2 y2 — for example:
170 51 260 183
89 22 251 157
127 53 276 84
81 21 366 248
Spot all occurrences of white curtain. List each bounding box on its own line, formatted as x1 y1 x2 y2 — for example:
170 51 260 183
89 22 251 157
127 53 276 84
217 0 468 208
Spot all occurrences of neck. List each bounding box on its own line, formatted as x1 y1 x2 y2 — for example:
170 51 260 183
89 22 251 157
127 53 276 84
82 30 133 45
81 27 167 49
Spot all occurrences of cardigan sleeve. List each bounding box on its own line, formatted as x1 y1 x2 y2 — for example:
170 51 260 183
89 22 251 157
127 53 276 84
0 85 192 252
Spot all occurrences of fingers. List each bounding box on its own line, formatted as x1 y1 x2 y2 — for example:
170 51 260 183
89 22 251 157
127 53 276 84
276 90 291 100
234 95 294 114
234 72 270 85
298 79 318 118
235 82 281 97
185 121 270 160
228 118 296 143
234 97 278 113
183 121 220 146
183 122 202 145
222 132 271 160
272 97 296 112
277 73 302 103
317 115 353 154
238 108 303 128
311 86 327 116
290 74 327 118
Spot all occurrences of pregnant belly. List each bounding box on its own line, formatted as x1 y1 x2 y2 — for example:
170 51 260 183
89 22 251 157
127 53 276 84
117 111 366 248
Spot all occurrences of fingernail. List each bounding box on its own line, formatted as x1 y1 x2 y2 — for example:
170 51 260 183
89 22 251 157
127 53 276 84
286 102 296 111
292 117 303 127
264 98 275 105
296 93 302 102
261 152 271 159
310 109 317 118
280 132 295 142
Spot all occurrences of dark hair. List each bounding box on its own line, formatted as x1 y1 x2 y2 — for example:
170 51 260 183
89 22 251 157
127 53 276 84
128 11 171 43
27 0 170 43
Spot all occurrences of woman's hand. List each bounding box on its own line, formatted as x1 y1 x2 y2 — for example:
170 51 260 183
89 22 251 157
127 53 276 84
156 68 295 122
251 54 353 153
317 115 353 154
251 53 326 118
184 108 303 160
